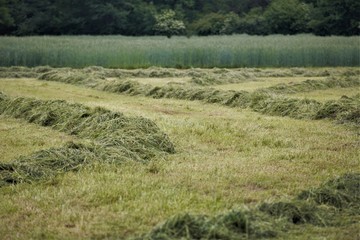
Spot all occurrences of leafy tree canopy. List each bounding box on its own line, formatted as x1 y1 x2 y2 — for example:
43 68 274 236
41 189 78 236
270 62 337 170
1 0 359 36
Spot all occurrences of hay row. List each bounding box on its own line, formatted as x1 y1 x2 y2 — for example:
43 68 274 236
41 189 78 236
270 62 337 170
40 66 358 86
118 83 359 125
137 173 360 239
43 74 358 126
0 92 175 156
0 92 175 186
0 141 142 187
258 76 360 94
2 66 359 85
0 66 53 78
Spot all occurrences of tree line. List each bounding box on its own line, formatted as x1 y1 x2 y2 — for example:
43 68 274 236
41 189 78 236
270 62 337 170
0 0 359 36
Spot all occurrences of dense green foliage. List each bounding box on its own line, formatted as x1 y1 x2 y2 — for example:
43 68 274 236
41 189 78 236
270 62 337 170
0 35 359 68
1 0 359 36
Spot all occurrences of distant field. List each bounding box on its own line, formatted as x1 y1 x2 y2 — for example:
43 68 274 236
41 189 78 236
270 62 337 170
0 35 359 68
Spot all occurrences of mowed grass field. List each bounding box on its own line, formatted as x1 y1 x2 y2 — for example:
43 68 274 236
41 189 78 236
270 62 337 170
0 67 359 239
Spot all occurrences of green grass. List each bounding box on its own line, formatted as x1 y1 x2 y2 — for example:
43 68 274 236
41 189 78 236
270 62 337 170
0 35 359 68
0 117 75 163
0 75 359 239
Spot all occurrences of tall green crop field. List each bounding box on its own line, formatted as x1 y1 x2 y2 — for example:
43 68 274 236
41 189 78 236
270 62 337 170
0 35 359 68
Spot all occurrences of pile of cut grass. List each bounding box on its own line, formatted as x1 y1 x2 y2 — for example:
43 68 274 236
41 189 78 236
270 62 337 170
0 92 175 156
138 210 279 240
0 66 53 78
298 172 360 211
313 95 360 125
230 92 359 125
258 76 360 94
0 142 99 187
244 93 322 119
137 173 360 239
0 92 175 186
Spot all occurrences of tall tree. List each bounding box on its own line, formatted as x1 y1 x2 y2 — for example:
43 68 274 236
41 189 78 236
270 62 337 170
264 0 311 34
0 0 14 34
238 7 270 35
126 1 156 35
309 0 360 35
153 9 186 38
1 0 359 36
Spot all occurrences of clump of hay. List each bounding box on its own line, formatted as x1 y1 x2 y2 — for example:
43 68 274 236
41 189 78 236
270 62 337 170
247 94 322 119
314 94 360 125
0 142 97 186
0 92 175 186
141 210 278 240
258 201 326 226
0 66 49 78
298 173 360 211
0 93 175 157
144 214 211 240
0 141 144 187
258 76 360 94
38 68 103 87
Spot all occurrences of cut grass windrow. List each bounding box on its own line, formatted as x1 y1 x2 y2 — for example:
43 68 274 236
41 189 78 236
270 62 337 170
136 173 360 240
0 92 175 186
258 76 360 95
2 66 359 86
0 66 53 78
0 141 150 187
38 70 360 126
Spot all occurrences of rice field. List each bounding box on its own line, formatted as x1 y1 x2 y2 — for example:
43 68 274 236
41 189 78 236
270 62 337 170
0 66 359 239
0 35 359 68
